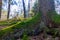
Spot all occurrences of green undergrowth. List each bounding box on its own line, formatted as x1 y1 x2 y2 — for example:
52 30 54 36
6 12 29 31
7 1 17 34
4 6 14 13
47 28 60 37
0 18 21 26
47 11 60 23
47 11 60 37
44 27 60 38
0 13 41 37
22 31 29 40
52 15 60 23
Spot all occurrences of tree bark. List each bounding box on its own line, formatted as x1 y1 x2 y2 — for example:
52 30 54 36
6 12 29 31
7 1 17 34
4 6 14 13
38 0 55 26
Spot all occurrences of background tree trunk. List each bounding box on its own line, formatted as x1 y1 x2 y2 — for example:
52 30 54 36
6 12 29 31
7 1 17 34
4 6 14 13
22 0 27 18
0 0 2 19
28 0 30 17
7 0 11 19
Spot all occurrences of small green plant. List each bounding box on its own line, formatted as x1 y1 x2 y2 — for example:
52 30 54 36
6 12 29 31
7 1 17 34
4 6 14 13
22 34 28 40
49 28 59 38
22 30 29 40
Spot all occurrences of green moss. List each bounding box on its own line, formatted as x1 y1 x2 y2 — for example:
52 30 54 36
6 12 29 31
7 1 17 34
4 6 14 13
0 19 21 26
0 13 41 37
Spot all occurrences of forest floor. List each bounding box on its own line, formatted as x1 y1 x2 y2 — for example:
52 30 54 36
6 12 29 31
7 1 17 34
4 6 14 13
0 26 6 30
0 13 7 30
28 32 60 40
17 21 60 40
0 15 60 40
16 31 60 40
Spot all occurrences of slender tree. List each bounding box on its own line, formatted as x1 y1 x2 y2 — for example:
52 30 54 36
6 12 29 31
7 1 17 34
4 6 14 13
7 0 11 19
22 0 26 18
0 0 2 19
28 0 30 17
32 0 39 14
